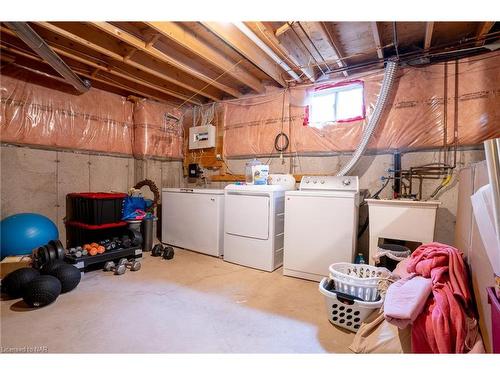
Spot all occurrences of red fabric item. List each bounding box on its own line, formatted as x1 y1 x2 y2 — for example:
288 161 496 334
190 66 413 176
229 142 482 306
67 192 127 199
407 242 471 353
66 221 127 230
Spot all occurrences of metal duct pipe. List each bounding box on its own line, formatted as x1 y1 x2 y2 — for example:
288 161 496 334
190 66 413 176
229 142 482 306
484 137 500 239
336 60 398 176
4 22 91 93
232 22 301 82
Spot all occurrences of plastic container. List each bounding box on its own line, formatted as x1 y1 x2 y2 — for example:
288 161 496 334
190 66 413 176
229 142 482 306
252 164 269 185
67 192 127 225
354 253 366 264
319 278 383 332
65 221 128 248
329 262 391 301
245 159 262 184
375 243 411 271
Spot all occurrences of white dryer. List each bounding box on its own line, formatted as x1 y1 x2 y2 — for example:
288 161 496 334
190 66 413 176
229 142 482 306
223 174 296 271
283 176 360 281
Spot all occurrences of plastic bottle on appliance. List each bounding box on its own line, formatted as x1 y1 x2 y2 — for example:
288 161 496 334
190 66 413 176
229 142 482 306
245 159 262 184
252 164 269 185
354 253 366 264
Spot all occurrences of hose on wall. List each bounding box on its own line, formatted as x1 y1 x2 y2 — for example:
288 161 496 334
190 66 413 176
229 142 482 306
336 60 399 176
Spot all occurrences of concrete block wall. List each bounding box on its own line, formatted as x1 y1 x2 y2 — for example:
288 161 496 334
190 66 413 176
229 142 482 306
0 144 485 253
190 148 486 250
0 145 183 246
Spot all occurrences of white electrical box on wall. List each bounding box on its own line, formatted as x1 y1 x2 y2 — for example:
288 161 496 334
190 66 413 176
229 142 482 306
189 124 216 149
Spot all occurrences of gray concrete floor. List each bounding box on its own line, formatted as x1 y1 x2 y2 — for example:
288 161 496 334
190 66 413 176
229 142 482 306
1 249 353 353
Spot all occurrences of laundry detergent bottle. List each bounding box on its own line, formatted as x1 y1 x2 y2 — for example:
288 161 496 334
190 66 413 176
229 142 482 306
245 159 262 184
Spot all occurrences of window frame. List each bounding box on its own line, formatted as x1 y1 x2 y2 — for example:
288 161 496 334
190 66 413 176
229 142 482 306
309 79 366 126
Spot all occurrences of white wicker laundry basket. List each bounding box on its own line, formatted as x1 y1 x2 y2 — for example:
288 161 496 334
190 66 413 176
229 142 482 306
319 277 383 332
329 262 392 301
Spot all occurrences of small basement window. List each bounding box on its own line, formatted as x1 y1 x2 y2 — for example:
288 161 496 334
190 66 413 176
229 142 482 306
308 81 365 128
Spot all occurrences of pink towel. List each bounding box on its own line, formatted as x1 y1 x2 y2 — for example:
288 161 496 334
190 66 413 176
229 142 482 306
384 275 432 329
407 242 471 353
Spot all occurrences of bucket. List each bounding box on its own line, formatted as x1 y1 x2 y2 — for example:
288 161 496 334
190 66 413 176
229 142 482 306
375 244 411 271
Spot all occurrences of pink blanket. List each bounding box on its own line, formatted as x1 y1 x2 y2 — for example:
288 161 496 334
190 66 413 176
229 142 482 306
384 275 432 329
407 242 471 353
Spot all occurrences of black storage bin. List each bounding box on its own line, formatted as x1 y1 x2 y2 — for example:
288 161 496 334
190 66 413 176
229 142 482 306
65 221 128 248
67 192 127 225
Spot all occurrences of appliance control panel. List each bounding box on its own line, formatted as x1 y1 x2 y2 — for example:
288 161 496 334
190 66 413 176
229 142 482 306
268 174 296 190
299 176 359 192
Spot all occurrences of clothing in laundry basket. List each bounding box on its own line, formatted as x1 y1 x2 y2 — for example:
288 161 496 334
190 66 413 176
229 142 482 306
383 274 432 329
406 242 471 353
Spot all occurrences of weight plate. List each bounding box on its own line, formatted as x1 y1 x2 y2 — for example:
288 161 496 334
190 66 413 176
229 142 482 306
46 243 57 262
128 229 143 247
34 247 45 269
41 245 50 267
49 240 65 260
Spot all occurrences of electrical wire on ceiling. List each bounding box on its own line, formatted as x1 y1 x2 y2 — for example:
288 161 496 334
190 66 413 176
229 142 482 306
268 28 500 78
173 59 244 111
287 22 328 77
255 22 302 72
296 21 332 73
392 22 400 61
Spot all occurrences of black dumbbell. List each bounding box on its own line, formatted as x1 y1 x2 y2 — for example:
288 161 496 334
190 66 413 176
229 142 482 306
118 258 141 271
103 261 126 275
151 244 174 260
163 247 174 260
120 236 132 248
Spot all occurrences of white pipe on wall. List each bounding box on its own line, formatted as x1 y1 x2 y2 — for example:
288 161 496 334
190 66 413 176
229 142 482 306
232 22 301 82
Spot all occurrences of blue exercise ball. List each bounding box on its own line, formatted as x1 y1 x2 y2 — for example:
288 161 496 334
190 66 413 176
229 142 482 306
1 213 59 259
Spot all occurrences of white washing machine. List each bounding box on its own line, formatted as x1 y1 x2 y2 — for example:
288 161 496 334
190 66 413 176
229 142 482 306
283 176 360 281
162 188 224 257
223 174 296 271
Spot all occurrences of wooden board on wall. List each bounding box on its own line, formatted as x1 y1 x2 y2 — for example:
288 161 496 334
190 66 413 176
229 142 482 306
182 104 226 175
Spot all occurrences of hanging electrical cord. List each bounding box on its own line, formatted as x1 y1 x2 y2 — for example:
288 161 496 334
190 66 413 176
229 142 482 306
264 88 290 166
274 132 290 152
429 170 453 199
371 177 391 199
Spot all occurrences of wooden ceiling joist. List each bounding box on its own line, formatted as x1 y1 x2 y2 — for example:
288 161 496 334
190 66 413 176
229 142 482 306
476 22 495 46
424 22 435 50
248 22 315 83
1 43 190 106
32 22 223 101
319 22 349 77
275 23 291 37
89 22 241 99
370 22 384 59
0 27 204 105
145 22 265 94
201 22 288 87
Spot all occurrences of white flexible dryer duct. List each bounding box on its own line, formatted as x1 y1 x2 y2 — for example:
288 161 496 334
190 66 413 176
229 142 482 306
336 60 398 176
